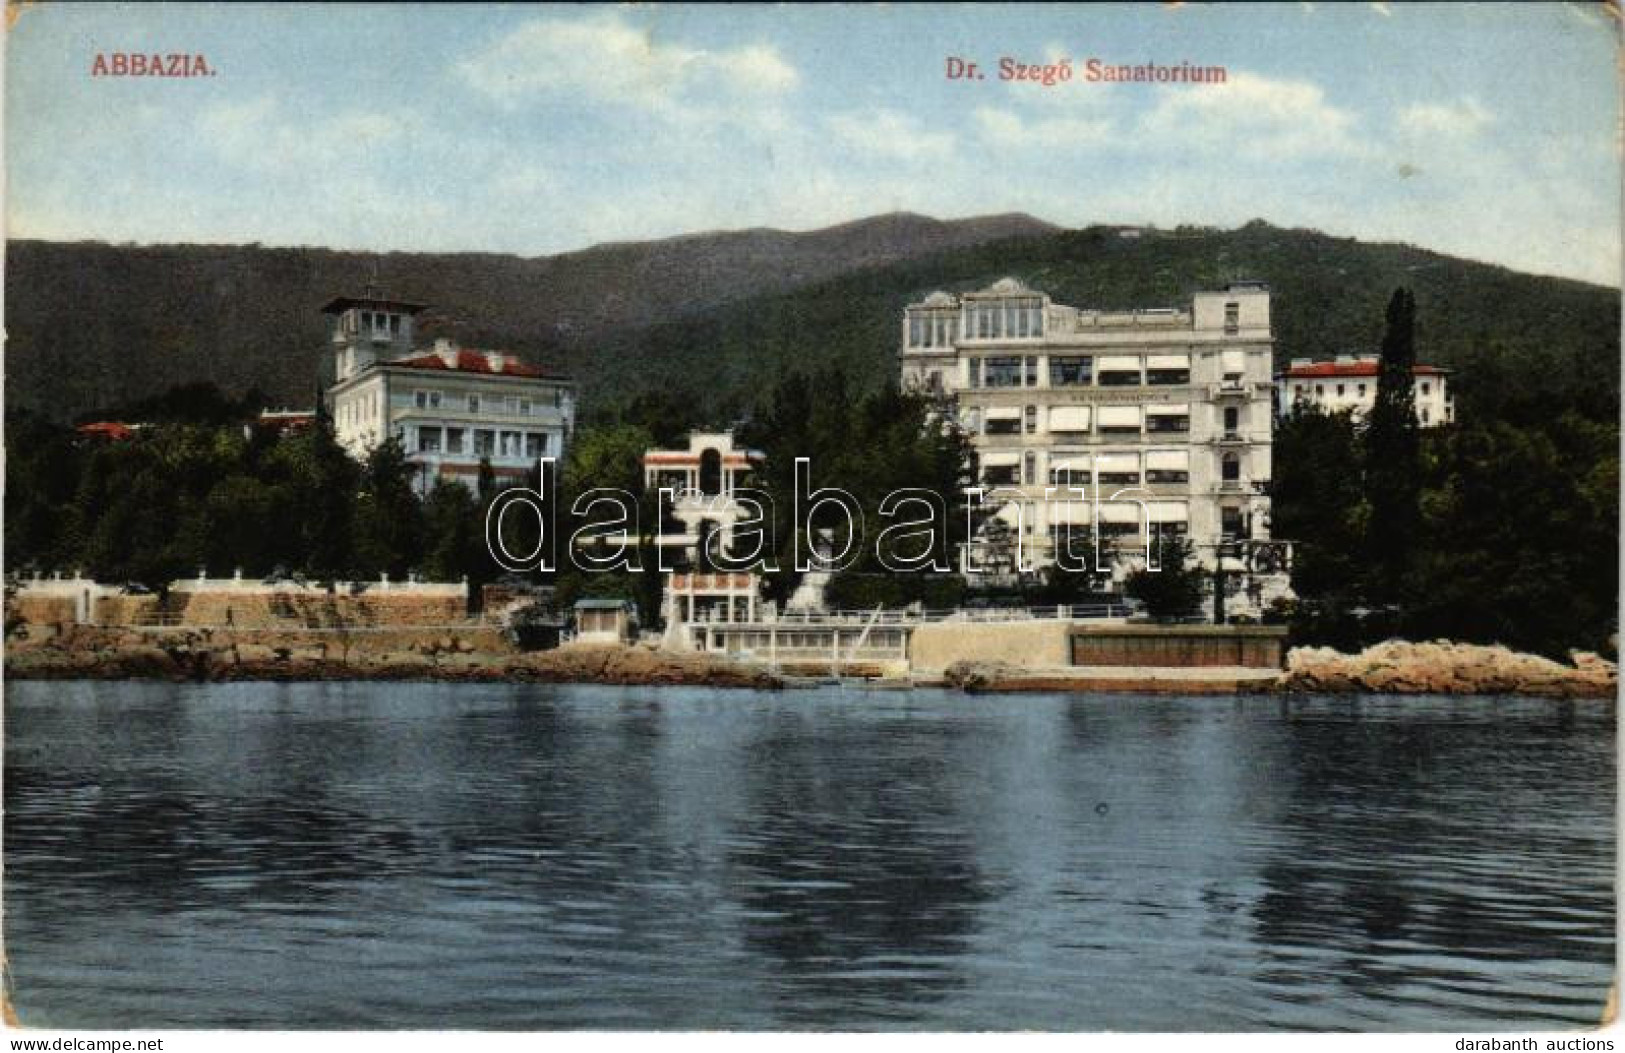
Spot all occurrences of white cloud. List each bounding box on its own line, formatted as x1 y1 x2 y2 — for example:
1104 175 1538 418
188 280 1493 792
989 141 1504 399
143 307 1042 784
199 98 406 174
1397 98 1492 138
457 10 797 118
1138 70 1367 160
973 106 1115 149
825 110 954 162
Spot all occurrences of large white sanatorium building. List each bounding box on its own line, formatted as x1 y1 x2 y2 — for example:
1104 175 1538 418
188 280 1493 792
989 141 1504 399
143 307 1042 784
899 278 1276 574
323 294 576 493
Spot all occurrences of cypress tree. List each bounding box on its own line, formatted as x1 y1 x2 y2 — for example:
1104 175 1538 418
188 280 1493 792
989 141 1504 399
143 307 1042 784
1364 288 1421 605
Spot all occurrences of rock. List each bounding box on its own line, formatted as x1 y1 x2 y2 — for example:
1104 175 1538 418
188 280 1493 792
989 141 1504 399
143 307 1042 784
1281 639 1616 698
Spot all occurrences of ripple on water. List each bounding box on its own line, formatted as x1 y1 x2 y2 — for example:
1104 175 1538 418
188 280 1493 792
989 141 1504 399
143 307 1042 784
3 682 1613 1030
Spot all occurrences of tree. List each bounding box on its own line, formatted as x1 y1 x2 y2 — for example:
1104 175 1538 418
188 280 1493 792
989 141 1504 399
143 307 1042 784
1270 404 1367 602
353 438 425 578
1364 287 1421 604
1124 535 1204 622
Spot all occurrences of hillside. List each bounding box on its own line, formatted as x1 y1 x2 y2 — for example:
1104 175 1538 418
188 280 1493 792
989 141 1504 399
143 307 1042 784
5 217 1617 426
3 211 1057 420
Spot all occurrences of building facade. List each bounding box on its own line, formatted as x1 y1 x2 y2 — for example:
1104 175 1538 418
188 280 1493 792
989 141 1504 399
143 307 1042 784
899 278 1276 575
323 294 575 493
1276 355 1454 426
641 432 766 565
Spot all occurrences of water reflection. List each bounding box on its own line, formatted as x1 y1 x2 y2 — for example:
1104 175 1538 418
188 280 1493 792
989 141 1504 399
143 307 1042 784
4 683 1613 1030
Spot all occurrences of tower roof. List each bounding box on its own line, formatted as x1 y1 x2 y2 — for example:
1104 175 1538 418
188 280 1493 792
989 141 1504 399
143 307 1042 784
320 294 428 315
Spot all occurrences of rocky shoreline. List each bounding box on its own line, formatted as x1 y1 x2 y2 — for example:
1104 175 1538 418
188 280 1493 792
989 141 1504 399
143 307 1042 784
4 627 1616 699
5 629 782 690
1278 640 1616 699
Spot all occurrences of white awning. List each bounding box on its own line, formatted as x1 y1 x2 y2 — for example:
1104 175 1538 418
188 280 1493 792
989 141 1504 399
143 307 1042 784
1048 406 1092 431
1099 502 1147 525
1146 450 1190 471
1098 355 1142 372
1049 456 1093 472
1221 349 1247 375
1097 406 1143 427
979 451 1020 468
984 406 1022 421
1148 500 1188 523
1093 452 1140 472
1145 402 1190 415
1147 354 1190 370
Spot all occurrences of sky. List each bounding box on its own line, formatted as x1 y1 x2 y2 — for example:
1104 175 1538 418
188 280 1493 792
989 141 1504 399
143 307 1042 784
5 2 1620 285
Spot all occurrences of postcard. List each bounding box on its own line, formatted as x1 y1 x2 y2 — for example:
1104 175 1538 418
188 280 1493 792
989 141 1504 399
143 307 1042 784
2 1 1618 1043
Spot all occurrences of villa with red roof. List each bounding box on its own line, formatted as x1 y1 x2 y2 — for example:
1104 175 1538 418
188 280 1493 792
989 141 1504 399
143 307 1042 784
322 293 575 493
1276 354 1454 427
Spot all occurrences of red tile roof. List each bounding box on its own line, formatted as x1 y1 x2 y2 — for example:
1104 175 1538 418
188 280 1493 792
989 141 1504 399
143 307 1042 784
1283 361 1449 378
392 349 564 379
75 421 136 441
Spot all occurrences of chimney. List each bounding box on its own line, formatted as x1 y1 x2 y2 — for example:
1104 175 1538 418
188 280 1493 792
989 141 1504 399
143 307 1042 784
433 338 457 367
485 351 509 371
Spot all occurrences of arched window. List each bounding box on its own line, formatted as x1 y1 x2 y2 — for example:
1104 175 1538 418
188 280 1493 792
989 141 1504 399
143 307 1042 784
699 448 722 496
1221 452 1241 481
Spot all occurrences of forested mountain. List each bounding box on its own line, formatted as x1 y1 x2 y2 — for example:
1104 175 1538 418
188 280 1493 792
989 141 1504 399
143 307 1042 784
4 211 1057 420
5 216 1617 428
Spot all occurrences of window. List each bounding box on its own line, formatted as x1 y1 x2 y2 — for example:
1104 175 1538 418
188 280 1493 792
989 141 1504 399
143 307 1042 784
525 433 546 458
474 429 495 456
504 396 521 415
1336 384 1345 397
1049 356 1092 387
1224 407 1239 435
983 464 1019 485
1420 408 1430 424
1221 506 1245 539
1097 357 1143 386
519 398 532 416
445 427 465 455
417 426 442 453
500 431 522 458
468 394 481 413
1221 453 1241 482
926 371 942 393
414 390 442 410
1024 406 1038 434
1050 466 1091 486
1025 357 1039 387
1097 455 1140 486
1315 384 1324 397
985 415 1021 436
1023 451 1037 485
983 357 1023 388
1146 408 1190 434
1147 367 1190 385
1224 302 1239 335
1357 384 1366 397
1422 382 1431 395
